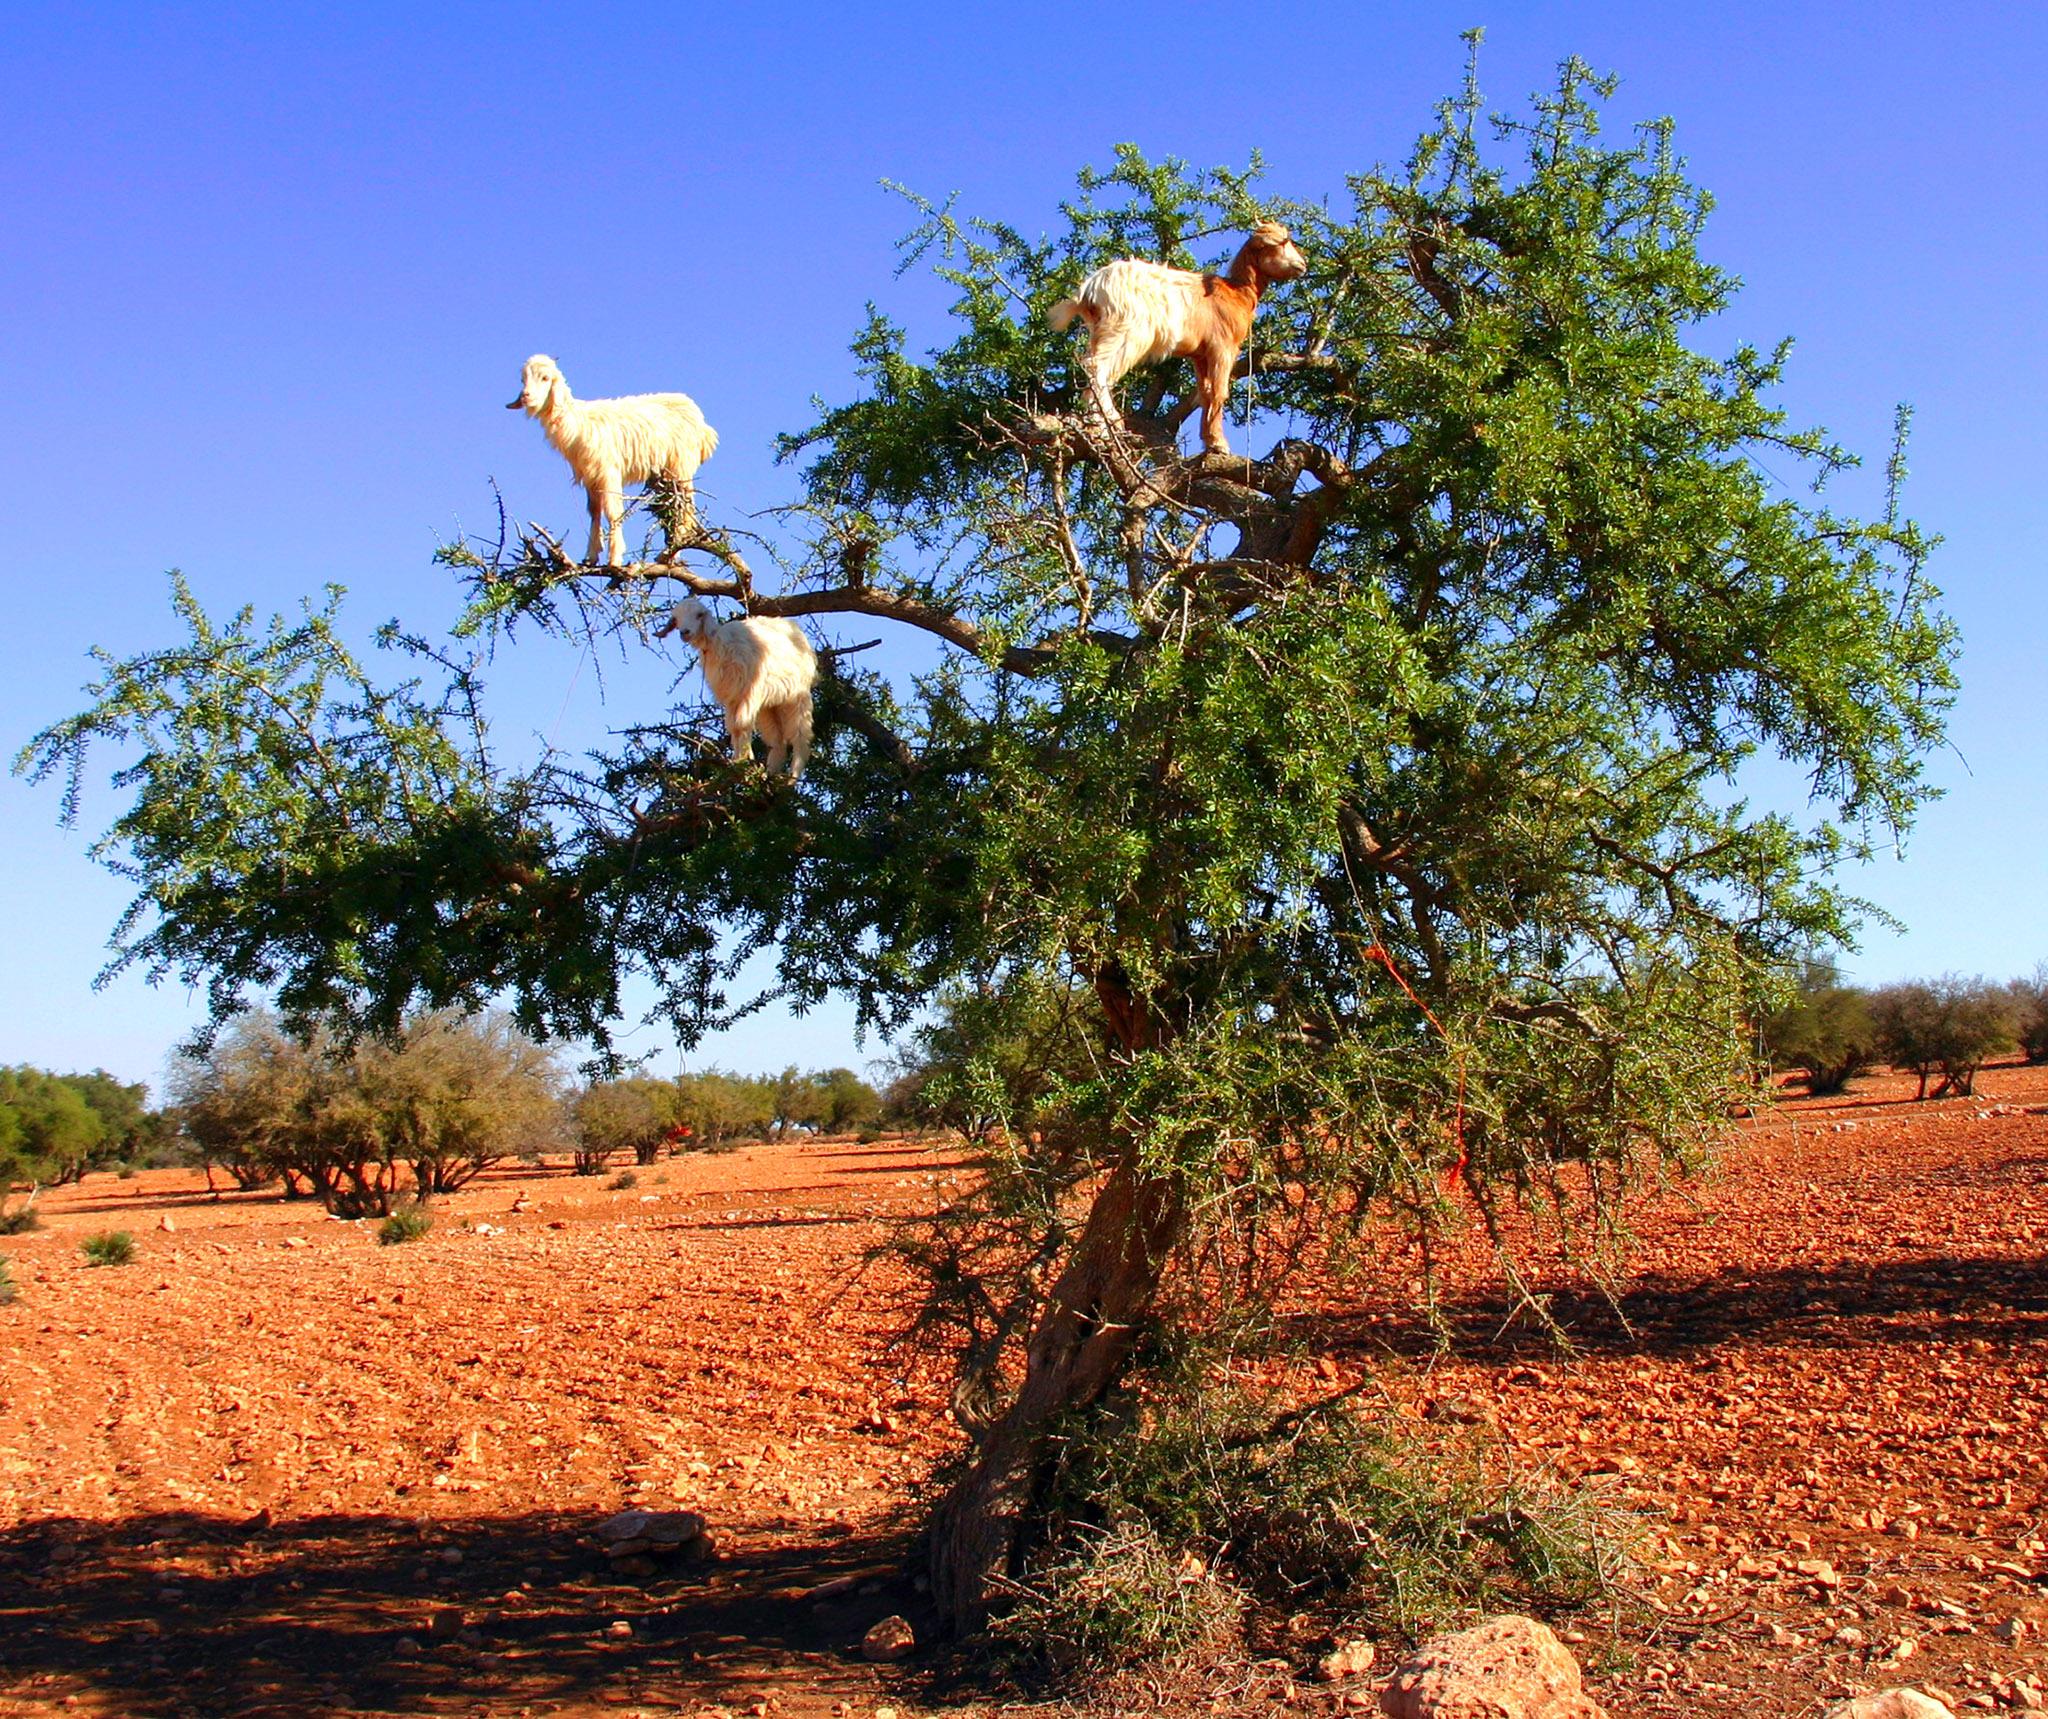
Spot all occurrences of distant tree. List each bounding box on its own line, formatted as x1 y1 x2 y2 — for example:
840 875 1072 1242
1760 959 1876 1096
768 1065 825 1138
2007 966 2048 1065
365 1011 560 1194
571 1077 680 1170
173 1010 560 1212
1869 977 2016 1099
58 1070 164 1165
673 1069 776 1149
169 1016 298 1191
813 1067 882 1135
0 1066 111 1189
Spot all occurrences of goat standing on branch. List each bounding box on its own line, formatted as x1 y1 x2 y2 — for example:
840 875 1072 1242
1049 222 1307 454
656 598 818 777
507 355 719 567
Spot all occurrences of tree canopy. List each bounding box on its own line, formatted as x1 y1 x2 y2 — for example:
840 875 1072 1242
19 53 1956 1627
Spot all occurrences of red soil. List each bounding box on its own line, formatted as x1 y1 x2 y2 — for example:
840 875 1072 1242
2 1067 2043 1718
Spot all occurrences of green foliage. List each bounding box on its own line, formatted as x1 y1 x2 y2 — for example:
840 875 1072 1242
2008 966 2048 1065
377 1203 433 1246
0 1253 16 1304
991 1520 1243 1677
671 1068 778 1149
81 1230 135 1267
1035 1379 1628 1646
172 1009 561 1215
768 1065 883 1137
0 1204 42 1236
1869 976 2015 1100
0 1066 111 1193
571 1077 679 1169
813 1067 883 1134
1761 958 1876 1095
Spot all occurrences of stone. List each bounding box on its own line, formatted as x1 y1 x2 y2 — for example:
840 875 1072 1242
1377 1615 1605 1719
1320 1639 1378 1680
1820 1691 1957 1719
596 1508 706 1560
157 1215 176 1233
861 1614 916 1663
606 1619 633 1639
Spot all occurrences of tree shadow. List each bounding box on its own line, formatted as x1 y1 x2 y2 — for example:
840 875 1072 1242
1300 1246 2048 1365
0 1507 927 1717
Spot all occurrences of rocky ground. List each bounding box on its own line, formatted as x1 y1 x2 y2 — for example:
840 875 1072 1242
1 1065 2044 1718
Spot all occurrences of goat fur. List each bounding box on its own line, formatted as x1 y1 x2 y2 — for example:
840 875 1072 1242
1048 222 1307 454
656 598 818 777
507 355 719 567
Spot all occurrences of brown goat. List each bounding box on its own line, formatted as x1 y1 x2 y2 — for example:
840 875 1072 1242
1048 222 1308 453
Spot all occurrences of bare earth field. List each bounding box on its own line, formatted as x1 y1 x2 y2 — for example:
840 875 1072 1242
2 1066 2045 1718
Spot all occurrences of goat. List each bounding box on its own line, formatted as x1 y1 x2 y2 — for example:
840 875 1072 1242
506 355 719 567
655 598 818 777
1048 222 1307 454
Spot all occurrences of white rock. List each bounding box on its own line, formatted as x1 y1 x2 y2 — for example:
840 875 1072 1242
1821 1691 1957 1719
1377 1615 1605 1719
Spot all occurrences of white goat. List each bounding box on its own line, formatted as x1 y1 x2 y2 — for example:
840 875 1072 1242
1049 223 1307 454
507 355 719 567
656 598 818 777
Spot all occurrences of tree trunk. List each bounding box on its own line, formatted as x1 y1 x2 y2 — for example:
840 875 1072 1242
925 1152 1184 1632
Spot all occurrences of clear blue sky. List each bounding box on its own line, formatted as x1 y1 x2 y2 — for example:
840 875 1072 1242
5 2 2043 1096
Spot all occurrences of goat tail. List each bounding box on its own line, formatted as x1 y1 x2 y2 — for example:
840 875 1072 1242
1047 297 1085 333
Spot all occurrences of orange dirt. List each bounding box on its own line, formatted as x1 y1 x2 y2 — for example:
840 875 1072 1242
2 1069 2044 1718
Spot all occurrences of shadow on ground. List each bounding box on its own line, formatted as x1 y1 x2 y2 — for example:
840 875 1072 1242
0 1508 927 1717
1302 1248 2048 1364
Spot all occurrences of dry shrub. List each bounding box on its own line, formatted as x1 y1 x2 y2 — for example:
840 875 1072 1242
991 1520 1243 1674
994 1375 1634 1676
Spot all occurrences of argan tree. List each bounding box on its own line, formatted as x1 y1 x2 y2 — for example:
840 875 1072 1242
1761 957 1877 1095
1869 976 2014 1100
21 57 1955 1628
172 1010 559 1212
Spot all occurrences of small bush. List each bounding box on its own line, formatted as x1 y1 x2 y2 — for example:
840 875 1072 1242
1011 1376 1633 1667
0 1254 17 1304
116 1163 137 1180
81 1231 136 1267
993 1521 1242 1674
608 1169 639 1191
0 1206 43 1236
377 1205 433 1246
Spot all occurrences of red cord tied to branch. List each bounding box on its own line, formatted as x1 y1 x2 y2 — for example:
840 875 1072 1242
1363 942 1468 1192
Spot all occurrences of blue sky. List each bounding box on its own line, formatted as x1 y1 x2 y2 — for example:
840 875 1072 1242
4 2 2044 1095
